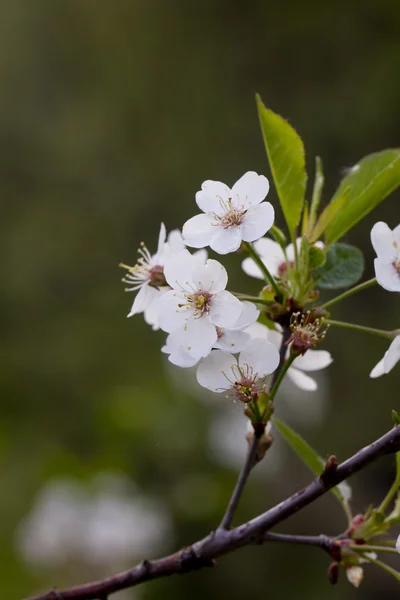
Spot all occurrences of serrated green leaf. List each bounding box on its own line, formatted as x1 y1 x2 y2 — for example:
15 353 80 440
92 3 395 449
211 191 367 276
325 150 400 245
314 243 364 289
273 417 350 509
256 95 307 239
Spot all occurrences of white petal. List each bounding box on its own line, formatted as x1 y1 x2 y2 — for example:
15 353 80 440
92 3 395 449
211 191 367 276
396 534 400 554
196 350 235 392
214 330 251 352
230 301 259 330
239 338 280 376
393 224 400 247
293 350 333 372
191 259 228 294
374 258 400 292
242 237 282 279
230 172 270 208
163 249 195 289
157 290 190 333
155 222 167 258
245 323 282 349
166 229 185 253
338 481 352 501
178 318 217 359
192 249 208 265
287 367 318 391
182 214 216 248
162 335 200 368
127 284 157 317
384 336 400 373
143 289 168 329
210 226 243 255
241 203 275 242
371 222 396 260
196 180 231 213
210 290 242 328
369 357 385 378
241 257 264 279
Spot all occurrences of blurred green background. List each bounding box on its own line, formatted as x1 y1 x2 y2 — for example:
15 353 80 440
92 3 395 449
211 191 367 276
2 1 400 598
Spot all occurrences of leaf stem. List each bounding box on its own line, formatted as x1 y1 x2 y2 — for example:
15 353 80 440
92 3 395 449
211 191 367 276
350 544 399 556
378 477 400 514
321 278 377 310
243 241 282 299
363 555 400 582
231 293 273 307
326 319 393 340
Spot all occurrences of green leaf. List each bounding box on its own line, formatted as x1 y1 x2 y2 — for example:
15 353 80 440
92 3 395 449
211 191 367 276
256 94 307 239
273 417 350 509
309 156 324 232
309 188 349 243
314 243 364 289
324 149 400 245
309 245 326 269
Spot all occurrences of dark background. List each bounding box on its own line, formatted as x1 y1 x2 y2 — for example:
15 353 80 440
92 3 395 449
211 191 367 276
2 1 400 598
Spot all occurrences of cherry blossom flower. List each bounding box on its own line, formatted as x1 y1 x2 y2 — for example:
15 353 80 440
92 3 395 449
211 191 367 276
369 336 400 378
120 224 205 330
196 338 280 401
162 301 259 367
182 171 274 255
370 221 400 292
242 237 324 280
158 250 242 359
246 322 333 391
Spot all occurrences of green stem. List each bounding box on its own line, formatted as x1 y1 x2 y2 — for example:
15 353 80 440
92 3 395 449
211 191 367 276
231 293 273 307
378 477 400 514
321 278 377 310
350 544 400 556
363 555 400 582
326 319 393 340
243 242 282 298
269 353 297 402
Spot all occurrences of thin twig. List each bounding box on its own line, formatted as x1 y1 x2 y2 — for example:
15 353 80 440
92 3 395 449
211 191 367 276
219 435 259 530
25 425 400 600
263 532 332 552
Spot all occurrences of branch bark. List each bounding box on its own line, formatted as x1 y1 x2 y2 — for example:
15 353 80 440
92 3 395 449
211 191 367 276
26 424 400 600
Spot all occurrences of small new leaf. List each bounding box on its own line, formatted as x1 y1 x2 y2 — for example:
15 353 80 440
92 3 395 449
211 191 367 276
314 243 364 289
256 95 307 240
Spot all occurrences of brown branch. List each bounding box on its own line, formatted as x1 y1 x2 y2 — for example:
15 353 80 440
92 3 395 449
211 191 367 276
26 424 400 600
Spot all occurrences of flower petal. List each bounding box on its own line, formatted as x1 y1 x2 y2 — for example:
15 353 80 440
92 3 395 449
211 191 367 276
154 222 167 259
214 329 251 352
246 322 282 349
196 180 231 213
230 301 259 330
196 350 236 392
157 290 189 333
287 367 318 391
374 258 400 292
371 221 396 260
293 350 333 372
182 214 216 249
210 225 243 254
191 259 228 294
210 290 242 328
163 249 195 289
162 334 200 367
241 203 275 242
242 237 282 279
384 336 400 373
239 338 280 376
230 172 270 208
369 357 385 378
127 284 156 317
179 318 218 359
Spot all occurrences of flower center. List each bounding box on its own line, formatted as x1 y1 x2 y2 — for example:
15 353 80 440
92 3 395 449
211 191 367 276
119 242 157 291
216 327 225 339
148 264 167 288
290 311 329 354
393 260 400 276
222 363 263 403
184 290 213 318
213 198 246 229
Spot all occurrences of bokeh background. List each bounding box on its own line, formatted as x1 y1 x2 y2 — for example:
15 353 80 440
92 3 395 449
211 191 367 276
2 1 400 598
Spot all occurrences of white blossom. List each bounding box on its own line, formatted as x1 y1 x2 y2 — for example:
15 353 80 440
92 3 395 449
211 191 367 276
196 338 280 401
162 301 259 367
371 221 400 292
182 171 274 255
396 534 400 554
158 250 242 359
120 224 206 329
242 237 324 280
246 322 333 391
346 565 364 588
370 336 400 378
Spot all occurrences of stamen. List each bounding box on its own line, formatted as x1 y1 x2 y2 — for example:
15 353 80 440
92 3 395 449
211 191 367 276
290 310 329 354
